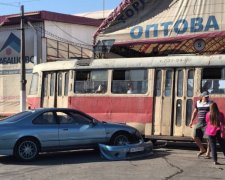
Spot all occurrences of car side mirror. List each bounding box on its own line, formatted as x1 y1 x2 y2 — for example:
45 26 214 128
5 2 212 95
92 119 98 126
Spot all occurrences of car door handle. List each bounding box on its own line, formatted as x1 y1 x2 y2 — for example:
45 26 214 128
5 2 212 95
63 128 68 131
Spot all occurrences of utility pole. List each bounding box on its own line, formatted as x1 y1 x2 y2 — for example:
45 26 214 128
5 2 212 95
103 0 105 18
20 5 26 112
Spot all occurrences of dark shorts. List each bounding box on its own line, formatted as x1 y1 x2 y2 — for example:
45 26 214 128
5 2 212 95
193 123 206 140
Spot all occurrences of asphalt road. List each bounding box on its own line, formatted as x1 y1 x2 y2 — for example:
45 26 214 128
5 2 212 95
0 142 224 180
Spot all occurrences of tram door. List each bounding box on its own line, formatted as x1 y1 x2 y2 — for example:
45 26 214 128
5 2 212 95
153 68 194 137
173 69 194 137
41 71 69 108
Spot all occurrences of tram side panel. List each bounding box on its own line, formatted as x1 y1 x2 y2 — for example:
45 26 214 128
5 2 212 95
68 96 153 136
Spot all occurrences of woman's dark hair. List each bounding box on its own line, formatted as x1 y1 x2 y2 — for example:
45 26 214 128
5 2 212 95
209 102 220 127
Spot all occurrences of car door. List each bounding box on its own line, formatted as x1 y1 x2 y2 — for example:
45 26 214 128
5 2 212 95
32 111 59 149
57 110 106 147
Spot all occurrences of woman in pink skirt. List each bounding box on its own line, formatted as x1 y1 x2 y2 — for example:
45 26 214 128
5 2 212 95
205 102 225 165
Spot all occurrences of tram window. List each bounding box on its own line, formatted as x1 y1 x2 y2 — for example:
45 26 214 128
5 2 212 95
177 70 183 97
58 73 62 96
64 72 69 96
43 74 48 97
50 73 55 96
202 68 225 94
112 69 148 94
186 99 192 126
165 70 172 96
74 70 108 94
154 70 162 96
29 73 39 95
187 70 194 97
202 68 221 79
175 99 182 127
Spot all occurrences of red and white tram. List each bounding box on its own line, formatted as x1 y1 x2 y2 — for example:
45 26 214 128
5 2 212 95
27 55 225 140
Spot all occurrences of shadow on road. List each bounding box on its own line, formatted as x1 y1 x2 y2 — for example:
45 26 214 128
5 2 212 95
0 149 104 165
0 141 201 165
0 145 173 165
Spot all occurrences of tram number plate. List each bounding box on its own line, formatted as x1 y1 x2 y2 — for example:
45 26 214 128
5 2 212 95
130 147 144 152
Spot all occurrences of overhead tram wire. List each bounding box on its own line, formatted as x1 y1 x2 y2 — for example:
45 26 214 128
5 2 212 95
0 18 102 47
24 23 92 48
0 0 40 7
0 23 93 50
0 1 95 48
0 2 18 7
0 2 94 54
33 25 93 50
52 22 91 46
32 25 93 58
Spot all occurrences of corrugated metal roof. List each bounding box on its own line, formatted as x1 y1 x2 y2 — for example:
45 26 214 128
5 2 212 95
94 0 129 42
93 0 225 57
0 10 103 27
75 10 113 20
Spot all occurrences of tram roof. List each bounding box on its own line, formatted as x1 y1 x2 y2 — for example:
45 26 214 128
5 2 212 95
33 55 225 72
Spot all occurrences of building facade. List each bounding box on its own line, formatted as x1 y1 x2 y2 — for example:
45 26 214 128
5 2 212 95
0 11 102 115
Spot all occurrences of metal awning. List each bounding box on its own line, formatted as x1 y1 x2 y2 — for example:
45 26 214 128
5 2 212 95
94 0 225 57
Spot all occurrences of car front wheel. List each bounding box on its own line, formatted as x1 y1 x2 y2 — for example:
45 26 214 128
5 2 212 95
14 138 39 161
110 132 131 146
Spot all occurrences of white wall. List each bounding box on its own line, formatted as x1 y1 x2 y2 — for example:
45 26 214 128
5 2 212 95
44 20 97 48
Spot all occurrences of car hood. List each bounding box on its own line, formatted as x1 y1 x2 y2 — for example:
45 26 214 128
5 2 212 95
100 121 137 132
0 121 16 126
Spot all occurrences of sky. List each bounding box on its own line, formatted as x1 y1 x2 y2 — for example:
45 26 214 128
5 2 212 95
0 0 122 15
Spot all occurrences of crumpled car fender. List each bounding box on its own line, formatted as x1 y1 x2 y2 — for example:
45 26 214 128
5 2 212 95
99 140 153 160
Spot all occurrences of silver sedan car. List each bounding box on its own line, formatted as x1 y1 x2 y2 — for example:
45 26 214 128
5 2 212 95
0 108 143 161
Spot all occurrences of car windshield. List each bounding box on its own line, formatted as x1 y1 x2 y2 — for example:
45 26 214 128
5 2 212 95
0 111 33 123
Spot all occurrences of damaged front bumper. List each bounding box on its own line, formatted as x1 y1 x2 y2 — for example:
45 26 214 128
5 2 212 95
99 140 153 160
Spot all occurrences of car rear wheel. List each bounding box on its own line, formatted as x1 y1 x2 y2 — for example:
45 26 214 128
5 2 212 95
14 138 39 161
110 132 131 146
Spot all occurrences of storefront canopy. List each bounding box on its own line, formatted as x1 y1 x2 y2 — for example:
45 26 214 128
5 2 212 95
94 0 225 57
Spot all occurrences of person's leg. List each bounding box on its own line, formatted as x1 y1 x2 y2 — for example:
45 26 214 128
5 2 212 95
216 131 225 156
208 135 217 163
205 140 211 158
194 137 206 152
203 127 211 158
193 128 206 155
